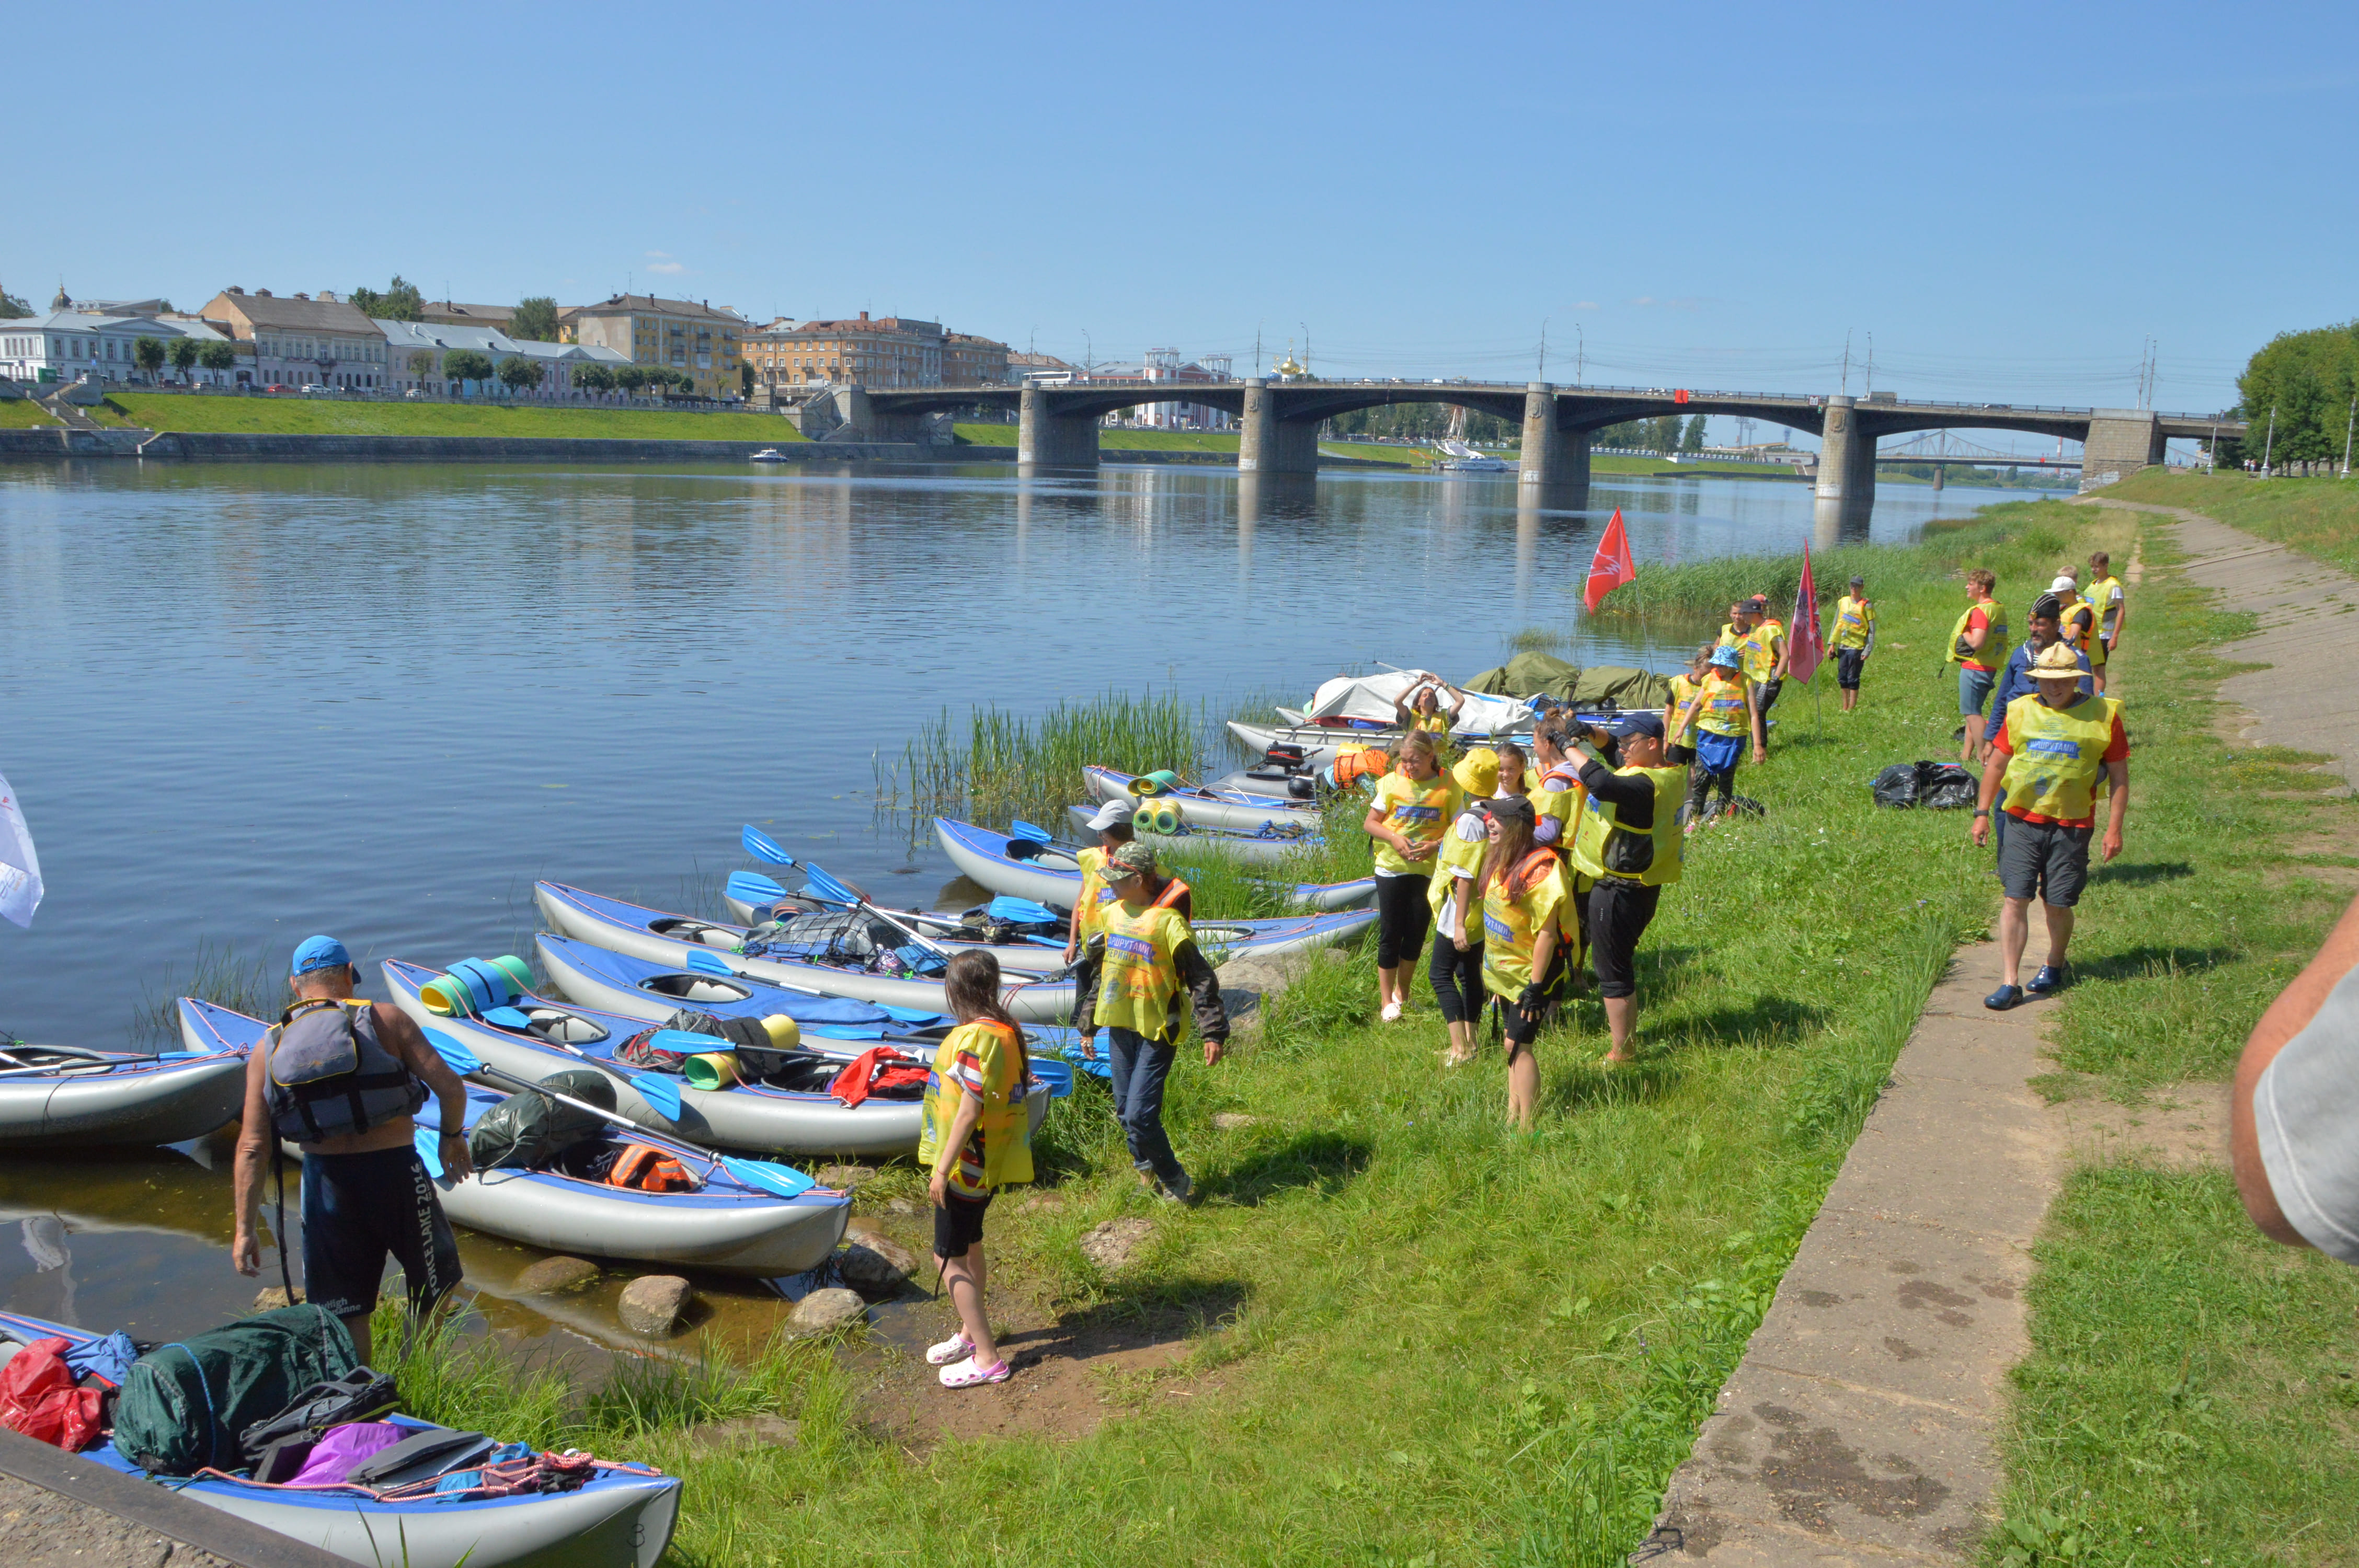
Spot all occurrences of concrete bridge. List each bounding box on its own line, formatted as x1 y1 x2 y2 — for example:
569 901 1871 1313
845 379 2243 531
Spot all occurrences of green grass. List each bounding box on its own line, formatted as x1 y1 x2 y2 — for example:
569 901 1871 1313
129 939 281 1050
89 392 806 441
2106 467 2359 576
0 398 60 428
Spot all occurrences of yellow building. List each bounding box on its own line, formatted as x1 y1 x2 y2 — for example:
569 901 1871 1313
560 294 747 400
744 313 1011 389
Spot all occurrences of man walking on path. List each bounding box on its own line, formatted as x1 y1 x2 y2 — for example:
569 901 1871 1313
1831 575 1876 711
1971 645 2129 1010
2087 550 2127 693
1089 841 1229 1204
1948 569 2008 762
232 936 473 1366
1986 594 2096 868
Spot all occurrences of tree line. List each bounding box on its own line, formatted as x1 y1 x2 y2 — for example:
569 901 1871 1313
348 275 562 344
2235 320 2358 468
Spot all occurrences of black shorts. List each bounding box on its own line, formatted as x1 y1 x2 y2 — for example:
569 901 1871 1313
1997 814 2093 907
300 1146 461 1321
1836 649 1866 690
933 1191 992 1259
1587 878 1663 999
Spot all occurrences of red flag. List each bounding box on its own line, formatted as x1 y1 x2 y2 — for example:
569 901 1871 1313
1788 543 1826 685
1584 509 1637 612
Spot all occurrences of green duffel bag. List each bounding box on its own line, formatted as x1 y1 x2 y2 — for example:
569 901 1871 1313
113 1305 358 1475
466 1068 614 1171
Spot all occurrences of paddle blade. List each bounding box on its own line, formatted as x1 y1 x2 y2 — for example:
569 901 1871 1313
650 1029 732 1056
1026 1056 1074 1099
727 870 788 907
722 1156 816 1198
798 861 861 907
413 1126 445 1179
741 825 795 867
630 1073 684 1122
986 894 1060 925
802 1025 888 1041
878 1004 949 1024
482 1006 533 1030
1009 819 1055 844
423 1029 482 1076
682 949 735 976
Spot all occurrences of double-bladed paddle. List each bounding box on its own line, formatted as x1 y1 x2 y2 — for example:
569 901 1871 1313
477 1004 690 1122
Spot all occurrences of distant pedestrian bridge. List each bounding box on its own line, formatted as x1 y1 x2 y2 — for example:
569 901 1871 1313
842 378 2244 532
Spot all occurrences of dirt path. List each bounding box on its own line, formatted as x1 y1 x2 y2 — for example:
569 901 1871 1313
1643 498 2353 1563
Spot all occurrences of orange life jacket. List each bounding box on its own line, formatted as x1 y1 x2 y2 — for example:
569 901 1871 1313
609 1144 697 1192
1332 747 1390 787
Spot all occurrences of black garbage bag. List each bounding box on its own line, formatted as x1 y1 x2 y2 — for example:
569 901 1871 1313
1917 763 1978 810
1871 763 1922 808
467 1068 615 1171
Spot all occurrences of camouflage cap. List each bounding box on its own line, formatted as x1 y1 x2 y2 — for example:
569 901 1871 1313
1101 840 1159 880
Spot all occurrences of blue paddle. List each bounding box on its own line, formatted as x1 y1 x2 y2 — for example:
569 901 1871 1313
1009 819 1055 844
727 870 789 907
741 825 797 868
423 1030 813 1198
801 860 955 962
455 1008 690 1122
414 1125 445 1178
678 946 834 998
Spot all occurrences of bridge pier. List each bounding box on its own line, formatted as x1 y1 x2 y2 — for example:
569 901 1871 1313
2080 408 2163 491
1238 378 1320 475
1518 384 1592 509
1018 387 1100 467
1814 394 1875 539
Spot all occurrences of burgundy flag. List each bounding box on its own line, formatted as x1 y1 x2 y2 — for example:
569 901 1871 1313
1788 544 1826 684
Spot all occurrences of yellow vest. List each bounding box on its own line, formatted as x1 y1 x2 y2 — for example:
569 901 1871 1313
1833 595 1874 650
1566 767 1686 887
1998 694 2122 823
1369 771 1457 876
1946 598 2009 671
1072 847 1109 942
1481 850 1572 998
1666 674 1701 744
2090 576 2125 638
1425 812 1488 917
918 1020 1034 1195
1717 621 1743 647
1093 900 1192 1037
1692 672 1751 737
1739 624 1782 685
1529 764 1583 841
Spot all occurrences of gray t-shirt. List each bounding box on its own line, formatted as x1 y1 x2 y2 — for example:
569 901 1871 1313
2254 964 2359 1265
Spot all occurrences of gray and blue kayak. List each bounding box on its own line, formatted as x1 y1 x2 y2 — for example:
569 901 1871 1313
1082 764 1325 833
181 999 853 1276
0 1309 680 1568
1063 803 1315 864
0 1033 248 1149
934 816 1377 912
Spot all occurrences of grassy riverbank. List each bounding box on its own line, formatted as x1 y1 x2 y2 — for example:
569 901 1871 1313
82 393 807 441
1989 505 2359 1563
2105 467 2359 574
0 398 59 428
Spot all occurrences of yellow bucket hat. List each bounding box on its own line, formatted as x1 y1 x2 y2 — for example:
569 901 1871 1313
1452 746 1500 797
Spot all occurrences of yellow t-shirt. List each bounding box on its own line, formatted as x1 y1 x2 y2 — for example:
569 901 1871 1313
1831 595 1875 651
918 1020 1034 1197
1740 621 1784 685
1666 674 1702 745
1481 855 1574 998
1367 771 1457 877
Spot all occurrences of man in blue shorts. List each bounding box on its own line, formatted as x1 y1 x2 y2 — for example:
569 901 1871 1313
1948 569 2008 763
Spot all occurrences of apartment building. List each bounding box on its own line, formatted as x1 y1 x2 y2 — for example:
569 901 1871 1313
747 313 1014 389
197 287 391 388
561 294 746 400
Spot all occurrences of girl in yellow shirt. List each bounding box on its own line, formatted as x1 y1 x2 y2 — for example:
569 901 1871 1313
921 950 1036 1389
1362 732 1456 1022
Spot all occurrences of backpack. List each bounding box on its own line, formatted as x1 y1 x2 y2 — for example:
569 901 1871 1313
264 999 426 1143
112 1305 357 1475
239 1367 400 1482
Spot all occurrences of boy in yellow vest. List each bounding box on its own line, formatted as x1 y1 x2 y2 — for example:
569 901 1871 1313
1832 575 1876 712
1970 643 2130 1010
1949 569 2008 763
2087 550 2127 693
1090 841 1230 1203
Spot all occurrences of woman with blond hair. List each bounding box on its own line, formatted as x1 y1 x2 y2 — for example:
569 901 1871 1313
1362 731 1455 1022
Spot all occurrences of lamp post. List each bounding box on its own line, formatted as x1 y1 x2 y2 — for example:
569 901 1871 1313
2342 394 2355 479
2261 405 2276 476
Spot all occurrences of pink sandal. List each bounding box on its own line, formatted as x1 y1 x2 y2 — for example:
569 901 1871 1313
938 1356 1012 1389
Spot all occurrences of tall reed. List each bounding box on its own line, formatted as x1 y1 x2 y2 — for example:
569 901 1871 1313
131 939 281 1048
874 689 1209 831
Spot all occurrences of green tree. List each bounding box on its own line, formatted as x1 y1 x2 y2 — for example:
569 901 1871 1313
2237 321 2359 468
510 296 559 342
407 351 434 384
168 338 200 380
197 341 236 374
575 363 615 395
497 355 545 393
614 365 647 393
442 349 495 387
1681 413 1708 451
0 286 29 317
1643 414 1684 453
1591 419 1647 448
349 275 424 321
740 361 755 397
133 336 167 379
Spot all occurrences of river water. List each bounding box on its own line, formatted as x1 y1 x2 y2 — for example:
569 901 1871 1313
0 457 2055 1353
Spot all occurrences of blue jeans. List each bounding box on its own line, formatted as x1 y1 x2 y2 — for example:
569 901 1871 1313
1959 666 1996 718
1105 1027 1187 1190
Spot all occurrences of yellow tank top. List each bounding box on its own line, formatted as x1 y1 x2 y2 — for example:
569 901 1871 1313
1833 595 1874 650
1998 694 2122 823
1425 811 1489 918
1093 901 1190 1037
1947 599 2009 672
1072 847 1109 942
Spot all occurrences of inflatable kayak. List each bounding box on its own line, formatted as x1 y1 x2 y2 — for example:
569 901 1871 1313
185 1000 853 1276
1063 804 1313 864
535 881 1078 1024
387 953 1051 1159
0 1034 248 1149
0 1311 680 1568
1082 765 1324 833
935 817 1376 912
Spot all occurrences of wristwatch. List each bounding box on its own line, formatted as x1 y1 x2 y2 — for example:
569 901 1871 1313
1972 809 1990 817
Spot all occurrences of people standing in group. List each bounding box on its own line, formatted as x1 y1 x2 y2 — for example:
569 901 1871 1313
1068 799 1190 1056
1832 575 1877 712
1362 732 1455 1022
2087 551 2127 691
1566 713 1685 1065
1089 840 1228 1203
1739 595 1789 744
232 937 473 1369
1526 718 1593 986
1680 644 1763 828
1971 643 2130 1010
1393 675 1465 757
921 950 1036 1389
2052 573 2103 694
1985 593 2095 867
1429 747 1499 1069
1472 794 1572 1132
1663 647 1713 766
1948 569 2009 762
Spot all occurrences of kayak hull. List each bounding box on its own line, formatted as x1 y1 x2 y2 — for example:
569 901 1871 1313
1082 765 1323 833
0 1044 247 1149
535 882 1077 1024
1228 719 1535 769
0 1313 680 1568
1063 804 1306 864
934 816 1375 912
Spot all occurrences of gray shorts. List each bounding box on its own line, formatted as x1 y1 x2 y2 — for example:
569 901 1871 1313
1997 814 2093 907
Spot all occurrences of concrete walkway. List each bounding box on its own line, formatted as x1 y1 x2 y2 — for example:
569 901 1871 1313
1645 499 2350 1563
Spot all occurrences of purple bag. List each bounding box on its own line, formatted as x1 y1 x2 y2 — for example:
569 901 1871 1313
290 1422 407 1485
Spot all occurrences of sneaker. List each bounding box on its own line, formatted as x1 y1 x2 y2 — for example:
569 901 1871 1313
1380 1000 1404 1023
1984 984 2024 1011
938 1356 1012 1389
926 1331 974 1367
1159 1171 1197 1206
2025 964 2070 997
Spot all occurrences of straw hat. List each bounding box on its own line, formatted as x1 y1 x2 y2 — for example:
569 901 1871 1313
2032 642 2082 679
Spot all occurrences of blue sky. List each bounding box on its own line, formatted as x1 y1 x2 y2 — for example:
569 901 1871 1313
9 1 2351 422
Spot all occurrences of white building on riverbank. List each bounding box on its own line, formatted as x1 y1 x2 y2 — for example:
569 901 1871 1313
0 309 239 387
378 319 631 397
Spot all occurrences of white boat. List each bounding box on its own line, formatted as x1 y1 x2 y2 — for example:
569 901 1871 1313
933 817 1378 913
1434 439 1511 473
1063 804 1310 864
748 447 791 462
1082 765 1324 833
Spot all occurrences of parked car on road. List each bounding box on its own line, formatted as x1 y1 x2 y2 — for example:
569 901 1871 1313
301 385 329 395
263 384 291 393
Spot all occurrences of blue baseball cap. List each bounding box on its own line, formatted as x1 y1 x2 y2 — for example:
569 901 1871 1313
1607 711 1665 740
291 935 352 977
